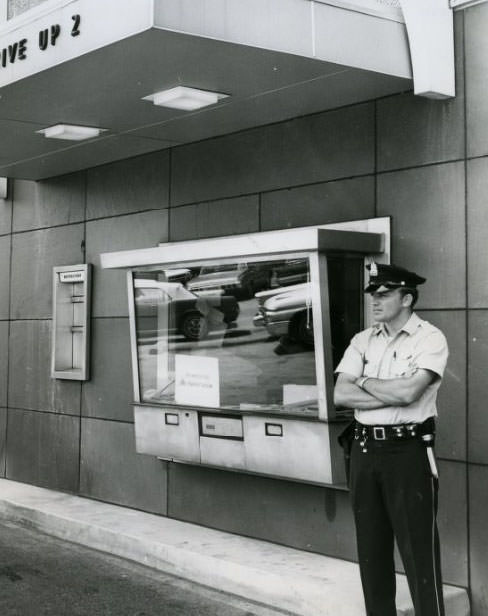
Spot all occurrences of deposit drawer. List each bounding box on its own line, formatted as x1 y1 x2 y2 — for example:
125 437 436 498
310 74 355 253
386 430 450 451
200 415 243 439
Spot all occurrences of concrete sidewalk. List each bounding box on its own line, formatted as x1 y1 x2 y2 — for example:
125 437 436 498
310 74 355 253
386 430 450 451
0 479 469 616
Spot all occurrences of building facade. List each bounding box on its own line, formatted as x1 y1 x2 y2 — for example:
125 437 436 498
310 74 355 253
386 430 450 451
1 0 487 613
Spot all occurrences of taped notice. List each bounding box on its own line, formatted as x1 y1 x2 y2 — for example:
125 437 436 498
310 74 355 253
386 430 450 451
175 354 220 408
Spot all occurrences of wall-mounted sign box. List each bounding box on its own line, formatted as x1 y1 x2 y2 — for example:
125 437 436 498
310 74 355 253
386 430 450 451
101 219 390 485
51 263 91 380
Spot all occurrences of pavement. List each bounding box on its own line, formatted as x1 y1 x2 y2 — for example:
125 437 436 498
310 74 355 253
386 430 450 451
0 478 470 616
0 518 287 616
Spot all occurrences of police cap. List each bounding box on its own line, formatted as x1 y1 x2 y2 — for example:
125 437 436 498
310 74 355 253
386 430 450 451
365 262 426 293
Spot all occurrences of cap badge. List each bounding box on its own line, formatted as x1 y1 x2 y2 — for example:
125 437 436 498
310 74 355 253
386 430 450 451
370 262 378 277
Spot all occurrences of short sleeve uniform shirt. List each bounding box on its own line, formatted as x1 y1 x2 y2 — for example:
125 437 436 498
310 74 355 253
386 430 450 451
335 313 449 425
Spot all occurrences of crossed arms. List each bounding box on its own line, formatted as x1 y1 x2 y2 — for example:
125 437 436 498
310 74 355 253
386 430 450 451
333 369 437 410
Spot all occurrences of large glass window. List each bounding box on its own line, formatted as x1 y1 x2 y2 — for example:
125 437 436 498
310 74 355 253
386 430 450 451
132 253 363 416
133 255 318 414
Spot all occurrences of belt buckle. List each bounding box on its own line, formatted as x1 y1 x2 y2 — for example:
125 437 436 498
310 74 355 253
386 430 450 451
373 426 386 440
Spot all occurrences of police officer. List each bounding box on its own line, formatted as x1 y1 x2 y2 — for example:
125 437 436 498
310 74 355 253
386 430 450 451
334 263 448 616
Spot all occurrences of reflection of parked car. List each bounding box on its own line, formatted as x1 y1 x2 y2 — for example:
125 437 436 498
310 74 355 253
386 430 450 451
270 259 308 288
164 268 192 284
253 283 314 345
187 263 271 298
134 280 239 341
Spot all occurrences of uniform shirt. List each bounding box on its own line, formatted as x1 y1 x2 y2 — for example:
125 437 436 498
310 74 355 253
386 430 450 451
335 312 448 425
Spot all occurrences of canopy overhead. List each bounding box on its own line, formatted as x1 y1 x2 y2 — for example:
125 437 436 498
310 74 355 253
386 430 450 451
0 0 453 180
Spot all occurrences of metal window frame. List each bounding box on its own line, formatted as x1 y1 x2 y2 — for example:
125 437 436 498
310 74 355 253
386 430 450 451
102 219 390 422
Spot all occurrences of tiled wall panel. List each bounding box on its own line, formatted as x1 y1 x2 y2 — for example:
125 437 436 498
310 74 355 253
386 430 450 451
377 94 464 172
377 162 465 309
466 2 488 158
8 320 81 414
171 103 375 206
12 174 85 232
5 408 79 491
81 318 132 422
467 157 488 308
167 464 357 561
86 151 170 220
377 13 465 172
260 176 375 231
417 310 466 461
0 322 8 408
469 464 488 616
170 195 259 241
0 408 6 477
0 235 10 319
85 209 169 318
436 460 468 587
10 224 84 319
468 310 488 464
80 418 167 514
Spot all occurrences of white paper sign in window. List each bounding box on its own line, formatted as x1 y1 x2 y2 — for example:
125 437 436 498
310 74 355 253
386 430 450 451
175 354 220 408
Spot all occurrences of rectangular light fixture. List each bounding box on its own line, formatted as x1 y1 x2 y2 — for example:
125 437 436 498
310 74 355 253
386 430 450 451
0 178 7 200
143 86 228 111
37 124 106 141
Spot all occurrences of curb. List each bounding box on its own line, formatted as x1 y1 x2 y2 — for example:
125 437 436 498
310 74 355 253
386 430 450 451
0 479 470 616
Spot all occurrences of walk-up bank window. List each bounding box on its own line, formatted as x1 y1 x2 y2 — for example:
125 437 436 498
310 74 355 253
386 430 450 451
101 218 390 485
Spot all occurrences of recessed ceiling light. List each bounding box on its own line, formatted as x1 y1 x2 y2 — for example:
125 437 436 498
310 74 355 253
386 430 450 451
143 86 228 111
37 124 106 141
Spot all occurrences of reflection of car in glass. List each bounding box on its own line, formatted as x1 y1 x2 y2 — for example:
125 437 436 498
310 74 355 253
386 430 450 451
253 283 314 345
270 259 309 288
164 268 192 284
134 280 239 341
187 263 271 298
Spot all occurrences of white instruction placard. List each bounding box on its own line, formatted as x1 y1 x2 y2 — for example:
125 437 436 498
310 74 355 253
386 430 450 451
175 354 220 408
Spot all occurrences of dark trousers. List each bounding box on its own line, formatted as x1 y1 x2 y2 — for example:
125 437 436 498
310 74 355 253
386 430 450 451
349 437 445 616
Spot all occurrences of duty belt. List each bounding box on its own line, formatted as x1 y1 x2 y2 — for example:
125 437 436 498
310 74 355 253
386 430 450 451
355 423 421 441
354 418 438 476
355 417 435 440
